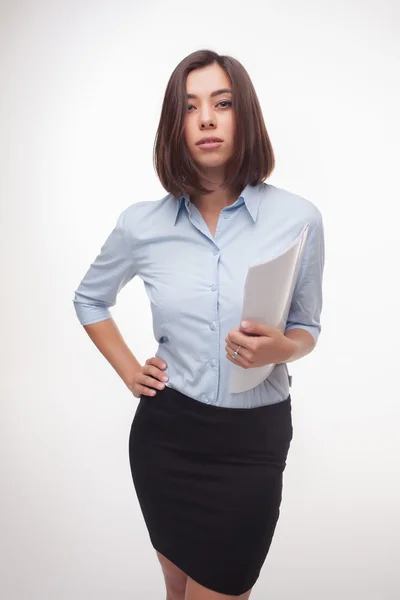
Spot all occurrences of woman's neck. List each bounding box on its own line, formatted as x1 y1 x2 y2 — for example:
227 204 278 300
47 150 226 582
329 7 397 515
191 173 240 214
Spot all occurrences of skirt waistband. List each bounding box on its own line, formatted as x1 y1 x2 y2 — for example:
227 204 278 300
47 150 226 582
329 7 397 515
140 384 291 424
136 384 293 459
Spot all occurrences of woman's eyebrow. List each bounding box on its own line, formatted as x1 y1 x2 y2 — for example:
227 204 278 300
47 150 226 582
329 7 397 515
186 88 232 99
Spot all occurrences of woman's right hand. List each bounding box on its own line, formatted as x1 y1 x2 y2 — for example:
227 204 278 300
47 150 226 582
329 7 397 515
128 357 169 398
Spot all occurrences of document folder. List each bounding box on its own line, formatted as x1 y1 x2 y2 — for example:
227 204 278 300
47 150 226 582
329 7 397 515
229 225 309 393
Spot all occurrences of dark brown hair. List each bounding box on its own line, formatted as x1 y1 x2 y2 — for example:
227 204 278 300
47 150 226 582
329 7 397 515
153 49 275 199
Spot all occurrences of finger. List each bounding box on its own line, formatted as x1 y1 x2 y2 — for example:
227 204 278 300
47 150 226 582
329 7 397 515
146 356 168 370
138 373 167 391
225 345 250 368
225 330 257 351
225 343 251 362
143 364 169 382
140 385 157 397
226 351 247 368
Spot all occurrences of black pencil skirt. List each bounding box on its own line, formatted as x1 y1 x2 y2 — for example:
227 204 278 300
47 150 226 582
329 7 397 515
128 385 293 597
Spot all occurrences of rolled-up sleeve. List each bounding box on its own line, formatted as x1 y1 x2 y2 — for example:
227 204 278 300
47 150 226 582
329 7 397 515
284 210 325 342
72 208 137 326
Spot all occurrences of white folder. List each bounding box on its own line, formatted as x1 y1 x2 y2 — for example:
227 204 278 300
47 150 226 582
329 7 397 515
229 225 309 393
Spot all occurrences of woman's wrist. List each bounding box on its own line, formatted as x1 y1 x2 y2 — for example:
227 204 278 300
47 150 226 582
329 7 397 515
283 328 316 363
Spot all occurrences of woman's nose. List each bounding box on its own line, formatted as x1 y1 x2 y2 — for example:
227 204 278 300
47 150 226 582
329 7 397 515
200 115 216 128
199 105 215 128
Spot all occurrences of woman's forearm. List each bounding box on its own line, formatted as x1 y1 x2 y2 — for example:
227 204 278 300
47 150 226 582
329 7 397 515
82 318 141 389
284 328 316 362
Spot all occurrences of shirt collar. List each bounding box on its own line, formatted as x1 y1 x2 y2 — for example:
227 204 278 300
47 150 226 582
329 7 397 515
173 182 264 225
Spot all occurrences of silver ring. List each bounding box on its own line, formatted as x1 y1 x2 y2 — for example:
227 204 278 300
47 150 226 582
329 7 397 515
231 345 242 359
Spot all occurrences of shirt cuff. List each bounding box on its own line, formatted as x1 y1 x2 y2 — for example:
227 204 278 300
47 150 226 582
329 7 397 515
73 303 112 326
284 323 321 343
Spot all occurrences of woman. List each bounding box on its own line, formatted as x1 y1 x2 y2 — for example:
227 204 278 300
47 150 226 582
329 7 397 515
73 49 325 600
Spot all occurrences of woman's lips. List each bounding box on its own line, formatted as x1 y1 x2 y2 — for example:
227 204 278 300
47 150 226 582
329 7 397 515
197 141 223 149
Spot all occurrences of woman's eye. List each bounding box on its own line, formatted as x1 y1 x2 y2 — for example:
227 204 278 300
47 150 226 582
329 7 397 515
187 100 232 112
218 101 232 108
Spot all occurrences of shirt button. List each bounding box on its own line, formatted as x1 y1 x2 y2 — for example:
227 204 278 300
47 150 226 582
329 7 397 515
223 214 230 219
210 359 216 367
213 248 218 255
210 284 217 291
210 322 216 330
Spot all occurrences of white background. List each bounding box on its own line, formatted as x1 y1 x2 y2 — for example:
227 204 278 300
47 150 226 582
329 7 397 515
1 1 399 598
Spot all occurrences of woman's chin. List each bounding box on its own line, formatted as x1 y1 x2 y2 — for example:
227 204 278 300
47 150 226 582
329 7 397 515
196 157 230 171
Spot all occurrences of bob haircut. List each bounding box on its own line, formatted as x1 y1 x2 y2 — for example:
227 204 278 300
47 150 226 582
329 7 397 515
153 49 275 199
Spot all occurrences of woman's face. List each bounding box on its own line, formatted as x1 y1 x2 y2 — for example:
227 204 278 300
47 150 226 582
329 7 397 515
183 63 235 178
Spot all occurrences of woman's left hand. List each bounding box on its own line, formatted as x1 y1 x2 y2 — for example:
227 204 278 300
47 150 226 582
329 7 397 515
225 320 296 368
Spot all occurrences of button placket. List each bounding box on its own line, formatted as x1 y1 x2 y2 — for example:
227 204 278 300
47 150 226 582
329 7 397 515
204 243 220 405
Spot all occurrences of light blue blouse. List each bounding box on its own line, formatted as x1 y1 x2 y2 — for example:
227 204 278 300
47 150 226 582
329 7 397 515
73 182 325 408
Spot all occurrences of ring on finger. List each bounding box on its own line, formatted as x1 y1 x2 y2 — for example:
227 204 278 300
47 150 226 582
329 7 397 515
231 345 242 360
